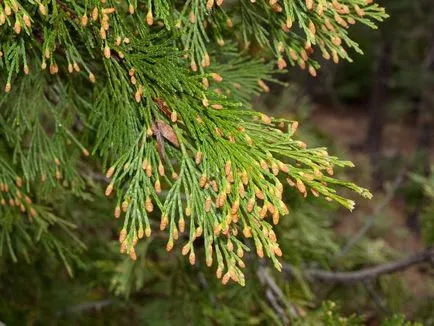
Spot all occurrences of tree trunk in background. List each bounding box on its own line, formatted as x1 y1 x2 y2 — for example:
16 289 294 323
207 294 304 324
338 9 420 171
365 38 394 189
406 25 434 233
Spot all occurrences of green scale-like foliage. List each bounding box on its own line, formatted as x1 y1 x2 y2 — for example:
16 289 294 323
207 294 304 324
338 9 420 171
0 0 386 285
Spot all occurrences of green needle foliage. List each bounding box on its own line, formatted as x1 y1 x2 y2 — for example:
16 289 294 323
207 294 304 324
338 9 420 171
0 0 386 288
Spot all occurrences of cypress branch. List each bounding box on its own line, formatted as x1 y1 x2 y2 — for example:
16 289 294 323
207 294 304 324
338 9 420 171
0 0 386 285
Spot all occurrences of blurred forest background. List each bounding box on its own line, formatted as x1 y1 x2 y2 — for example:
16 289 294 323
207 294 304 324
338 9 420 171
258 0 434 323
1 0 433 325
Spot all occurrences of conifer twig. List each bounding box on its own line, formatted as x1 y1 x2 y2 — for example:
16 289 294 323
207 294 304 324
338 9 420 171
284 248 434 284
57 299 115 316
257 264 299 323
362 280 391 313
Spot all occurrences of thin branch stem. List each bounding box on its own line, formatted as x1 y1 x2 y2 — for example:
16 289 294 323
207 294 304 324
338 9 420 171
284 248 434 284
362 280 391 313
56 299 116 316
257 264 299 324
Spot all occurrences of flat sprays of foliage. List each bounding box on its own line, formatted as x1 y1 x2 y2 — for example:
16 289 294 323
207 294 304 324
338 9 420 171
0 0 387 292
